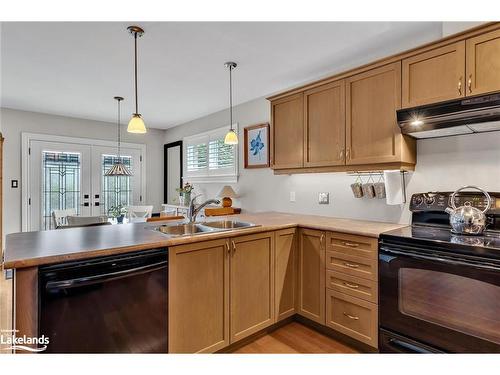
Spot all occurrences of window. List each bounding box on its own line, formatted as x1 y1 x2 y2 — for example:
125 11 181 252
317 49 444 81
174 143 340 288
184 125 238 183
101 155 132 214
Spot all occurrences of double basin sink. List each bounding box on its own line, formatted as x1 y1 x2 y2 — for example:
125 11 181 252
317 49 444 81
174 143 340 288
153 220 259 237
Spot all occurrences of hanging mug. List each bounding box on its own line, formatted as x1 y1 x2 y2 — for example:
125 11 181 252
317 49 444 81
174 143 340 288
374 182 386 199
351 182 364 198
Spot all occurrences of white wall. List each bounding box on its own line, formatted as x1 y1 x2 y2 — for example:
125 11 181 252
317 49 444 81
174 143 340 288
442 22 486 37
1 108 165 236
165 97 500 225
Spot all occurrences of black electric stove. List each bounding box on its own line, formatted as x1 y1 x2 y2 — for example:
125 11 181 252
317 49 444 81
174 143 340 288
378 191 500 353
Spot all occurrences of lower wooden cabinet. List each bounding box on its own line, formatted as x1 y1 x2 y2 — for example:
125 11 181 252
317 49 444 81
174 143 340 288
298 228 326 324
230 232 275 342
326 289 378 348
168 239 229 353
275 228 298 321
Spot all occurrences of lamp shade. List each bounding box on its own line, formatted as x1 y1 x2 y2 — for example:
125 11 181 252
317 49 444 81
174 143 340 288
224 129 238 145
127 114 147 133
217 185 237 198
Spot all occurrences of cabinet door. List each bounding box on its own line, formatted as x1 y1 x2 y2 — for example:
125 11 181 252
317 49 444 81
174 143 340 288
230 232 275 343
402 42 466 107
271 93 304 169
304 80 346 167
168 239 229 353
298 228 325 324
275 228 297 322
466 29 500 96
345 62 402 165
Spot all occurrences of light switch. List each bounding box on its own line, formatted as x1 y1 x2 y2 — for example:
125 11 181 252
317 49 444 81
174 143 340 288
290 191 296 202
318 192 330 204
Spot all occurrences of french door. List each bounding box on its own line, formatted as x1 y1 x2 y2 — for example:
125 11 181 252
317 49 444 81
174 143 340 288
27 139 144 231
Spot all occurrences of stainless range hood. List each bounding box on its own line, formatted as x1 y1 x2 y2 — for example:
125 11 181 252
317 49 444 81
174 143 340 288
397 93 500 139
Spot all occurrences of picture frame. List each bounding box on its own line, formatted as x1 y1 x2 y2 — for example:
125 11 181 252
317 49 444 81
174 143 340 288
244 123 270 168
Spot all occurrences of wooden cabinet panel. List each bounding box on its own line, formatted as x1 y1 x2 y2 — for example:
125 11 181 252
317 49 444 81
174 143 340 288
168 239 229 353
275 228 297 322
271 93 304 169
466 29 500 96
304 80 345 167
326 270 378 304
230 232 275 343
326 251 377 281
402 42 466 107
346 62 405 165
298 228 325 324
326 290 378 348
327 232 378 260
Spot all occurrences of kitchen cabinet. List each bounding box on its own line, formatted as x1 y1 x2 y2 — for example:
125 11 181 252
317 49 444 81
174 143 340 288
230 231 275 342
466 28 500 96
168 239 229 353
275 228 297 322
297 228 325 324
304 80 345 167
402 42 466 107
346 62 413 166
271 93 304 169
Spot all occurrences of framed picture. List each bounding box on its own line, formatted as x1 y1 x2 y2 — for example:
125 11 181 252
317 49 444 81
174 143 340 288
244 123 270 168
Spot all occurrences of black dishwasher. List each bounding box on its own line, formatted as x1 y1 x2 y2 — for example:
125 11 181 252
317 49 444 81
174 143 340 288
39 248 168 353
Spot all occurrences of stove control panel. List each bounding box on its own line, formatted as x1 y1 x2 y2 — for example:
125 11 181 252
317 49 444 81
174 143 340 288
410 192 499 212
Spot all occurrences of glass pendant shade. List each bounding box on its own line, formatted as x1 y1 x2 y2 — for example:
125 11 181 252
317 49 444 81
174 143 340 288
127 113 147 134
105 161 133 176
224 129 238 145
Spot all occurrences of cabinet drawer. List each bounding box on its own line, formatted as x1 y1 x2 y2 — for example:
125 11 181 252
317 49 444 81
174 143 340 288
326 290 378 348
327 232 378 259
326 251 377 281
326 270 378 303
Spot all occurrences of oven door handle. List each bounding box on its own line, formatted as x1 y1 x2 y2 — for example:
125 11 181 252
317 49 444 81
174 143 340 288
45 260 168 290
380 246 500 272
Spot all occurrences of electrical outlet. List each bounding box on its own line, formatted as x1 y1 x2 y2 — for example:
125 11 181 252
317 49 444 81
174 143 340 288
318 192 330 204
290 191 296 202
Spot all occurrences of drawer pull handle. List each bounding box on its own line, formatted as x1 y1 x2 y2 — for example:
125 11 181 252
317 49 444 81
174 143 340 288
344 262 359 268
344 282 359 289
343 242 359 248
343 312 360 320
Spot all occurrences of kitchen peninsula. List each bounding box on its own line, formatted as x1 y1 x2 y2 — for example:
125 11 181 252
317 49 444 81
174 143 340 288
4 212 405 353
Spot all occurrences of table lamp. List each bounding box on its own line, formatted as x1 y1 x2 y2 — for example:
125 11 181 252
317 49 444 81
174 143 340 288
217 185 237 208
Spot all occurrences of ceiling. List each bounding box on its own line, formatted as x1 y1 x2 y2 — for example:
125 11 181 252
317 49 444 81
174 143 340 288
1 22 444 129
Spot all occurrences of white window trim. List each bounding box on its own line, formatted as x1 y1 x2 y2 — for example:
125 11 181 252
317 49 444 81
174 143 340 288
21 132 147 232
183 124 239 184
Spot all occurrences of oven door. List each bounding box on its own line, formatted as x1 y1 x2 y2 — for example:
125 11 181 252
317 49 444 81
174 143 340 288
379 243 500 353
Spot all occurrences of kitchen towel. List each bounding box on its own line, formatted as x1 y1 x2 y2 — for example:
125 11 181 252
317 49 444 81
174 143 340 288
384 170 405 205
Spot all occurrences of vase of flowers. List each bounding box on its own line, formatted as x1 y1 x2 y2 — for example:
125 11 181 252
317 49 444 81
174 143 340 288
108 205 127 224
176 182 194 206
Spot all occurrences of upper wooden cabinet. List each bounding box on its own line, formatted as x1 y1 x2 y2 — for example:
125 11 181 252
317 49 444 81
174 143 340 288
304 80 346 167
402 42 466 107
466 28 500 96
271 93 304 169
346 62 413 166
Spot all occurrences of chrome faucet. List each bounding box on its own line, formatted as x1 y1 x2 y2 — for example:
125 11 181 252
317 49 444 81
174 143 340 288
187 195 220 223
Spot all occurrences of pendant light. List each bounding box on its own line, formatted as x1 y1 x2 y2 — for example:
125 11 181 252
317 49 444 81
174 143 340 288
105 96 133 176
127 25 147 134
224 61 238 145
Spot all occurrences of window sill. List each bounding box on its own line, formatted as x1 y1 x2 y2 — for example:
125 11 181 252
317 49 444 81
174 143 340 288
183 175 238 184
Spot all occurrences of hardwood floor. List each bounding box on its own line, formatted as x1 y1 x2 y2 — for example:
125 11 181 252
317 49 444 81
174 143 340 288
233 321 359 353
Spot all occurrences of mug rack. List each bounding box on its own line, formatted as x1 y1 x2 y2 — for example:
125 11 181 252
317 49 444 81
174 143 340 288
346 170 409 203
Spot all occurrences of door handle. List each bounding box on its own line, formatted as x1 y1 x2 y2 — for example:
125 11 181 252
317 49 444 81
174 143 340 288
343 262 360 268
231 240 236 254
458 77 462 95
343 282 359 289
343 312 359 320
225 241 230 256
342 241 359 248
468 74 472 93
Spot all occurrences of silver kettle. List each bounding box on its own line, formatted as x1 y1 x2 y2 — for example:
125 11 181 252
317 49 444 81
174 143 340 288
444 185 491 235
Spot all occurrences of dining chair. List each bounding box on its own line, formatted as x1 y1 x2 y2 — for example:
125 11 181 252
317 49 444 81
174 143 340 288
52 208 77 229
67 215 109 227
127 205 154 220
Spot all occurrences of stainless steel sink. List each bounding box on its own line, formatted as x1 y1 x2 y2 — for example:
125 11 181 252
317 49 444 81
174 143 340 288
152 220 259 237
155 223 215 236
199 220 257 230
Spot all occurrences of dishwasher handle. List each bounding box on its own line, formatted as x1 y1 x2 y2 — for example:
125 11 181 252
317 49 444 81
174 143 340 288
45 260 167 290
